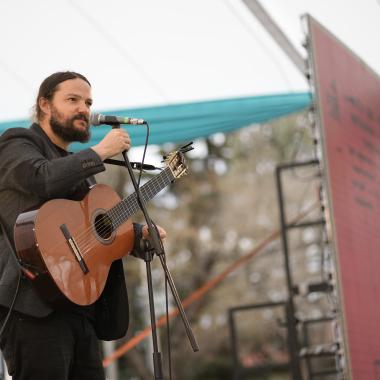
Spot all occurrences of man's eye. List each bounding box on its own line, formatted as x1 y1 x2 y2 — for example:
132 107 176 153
68 97 77 102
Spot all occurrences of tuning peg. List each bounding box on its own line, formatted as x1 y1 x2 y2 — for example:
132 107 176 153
179 141 194 153
181 147 194 154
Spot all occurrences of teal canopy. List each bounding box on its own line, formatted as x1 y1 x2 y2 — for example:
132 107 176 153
0 92 311 150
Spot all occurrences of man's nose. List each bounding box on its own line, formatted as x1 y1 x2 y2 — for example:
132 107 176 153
77 101 90 115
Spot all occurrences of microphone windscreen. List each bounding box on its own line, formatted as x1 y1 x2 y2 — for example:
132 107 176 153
90 113 102 126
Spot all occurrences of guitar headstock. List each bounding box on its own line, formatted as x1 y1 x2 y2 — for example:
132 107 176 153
164 142 193 179
164 151 188 179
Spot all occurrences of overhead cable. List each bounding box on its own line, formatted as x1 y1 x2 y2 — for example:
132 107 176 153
222 0 294 91
67 0 168 102
0 61 34 94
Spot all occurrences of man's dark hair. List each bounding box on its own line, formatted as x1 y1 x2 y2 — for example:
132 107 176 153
34 71 91 121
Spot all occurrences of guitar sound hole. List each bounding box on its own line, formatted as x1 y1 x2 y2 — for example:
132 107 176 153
94 213 114 240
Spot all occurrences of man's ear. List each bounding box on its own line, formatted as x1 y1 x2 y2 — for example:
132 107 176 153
38 97 51 118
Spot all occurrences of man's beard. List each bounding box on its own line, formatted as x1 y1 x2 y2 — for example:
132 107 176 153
50 106 91 143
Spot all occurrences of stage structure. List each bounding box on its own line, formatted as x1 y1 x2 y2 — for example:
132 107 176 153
307 15 380 380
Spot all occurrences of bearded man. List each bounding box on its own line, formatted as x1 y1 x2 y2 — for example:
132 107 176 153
0 71 164 380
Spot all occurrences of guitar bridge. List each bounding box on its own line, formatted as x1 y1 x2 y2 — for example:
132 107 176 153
60 224 89 274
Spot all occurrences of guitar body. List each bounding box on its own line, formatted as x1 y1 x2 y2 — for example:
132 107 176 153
13 148 189 308
14 184 134 307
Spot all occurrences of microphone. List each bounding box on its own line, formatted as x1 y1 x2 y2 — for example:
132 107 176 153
90 113 147 126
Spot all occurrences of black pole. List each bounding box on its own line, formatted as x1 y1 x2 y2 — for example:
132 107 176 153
275 165 303 380
144 250 163 379
111 124 199 377
119 144 199 351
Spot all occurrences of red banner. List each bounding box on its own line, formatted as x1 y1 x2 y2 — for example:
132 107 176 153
308 15 380 379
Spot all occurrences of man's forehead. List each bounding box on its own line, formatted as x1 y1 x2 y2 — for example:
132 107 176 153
56 78 92 96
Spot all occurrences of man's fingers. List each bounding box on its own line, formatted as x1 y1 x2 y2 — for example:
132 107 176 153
142 225 167 240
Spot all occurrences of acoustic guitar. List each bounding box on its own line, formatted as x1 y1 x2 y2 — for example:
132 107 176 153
14 150 188 307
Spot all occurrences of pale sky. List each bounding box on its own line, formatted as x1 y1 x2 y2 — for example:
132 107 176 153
0 0 379 122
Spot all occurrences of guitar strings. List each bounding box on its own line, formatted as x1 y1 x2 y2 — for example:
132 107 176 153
75 167 170 248
40 169 168 256
47 169 170 257
77 184 167 257
79 169 174 257
77 169 172 256
42 179 158 258
43 168 172 258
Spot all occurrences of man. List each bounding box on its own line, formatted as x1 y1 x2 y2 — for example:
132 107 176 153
0 71 164 379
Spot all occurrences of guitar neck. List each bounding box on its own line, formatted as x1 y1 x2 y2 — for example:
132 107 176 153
108 167 174 229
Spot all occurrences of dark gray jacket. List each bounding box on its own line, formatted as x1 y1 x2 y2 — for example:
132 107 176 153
0 123 130 340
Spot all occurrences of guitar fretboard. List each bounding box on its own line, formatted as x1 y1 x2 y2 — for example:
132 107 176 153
106 167 174 229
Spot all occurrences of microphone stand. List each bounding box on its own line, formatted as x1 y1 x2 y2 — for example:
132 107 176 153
111 124 199 379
